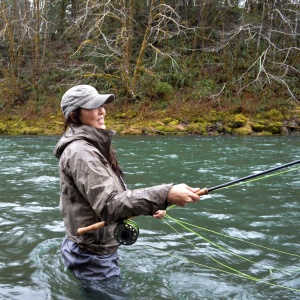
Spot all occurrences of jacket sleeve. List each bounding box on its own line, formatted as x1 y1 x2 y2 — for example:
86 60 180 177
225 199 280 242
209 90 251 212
67 142 171 225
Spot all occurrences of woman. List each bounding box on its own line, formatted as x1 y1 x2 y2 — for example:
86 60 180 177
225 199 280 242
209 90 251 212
54 84 201 281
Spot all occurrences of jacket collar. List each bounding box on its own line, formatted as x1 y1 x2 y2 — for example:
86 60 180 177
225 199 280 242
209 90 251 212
54 125 115 159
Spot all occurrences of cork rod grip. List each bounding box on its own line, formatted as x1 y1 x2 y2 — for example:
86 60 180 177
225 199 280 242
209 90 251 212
195 187 208 196
77 221 106 235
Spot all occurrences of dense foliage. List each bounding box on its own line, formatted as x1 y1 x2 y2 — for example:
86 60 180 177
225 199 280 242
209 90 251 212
0 0 299 117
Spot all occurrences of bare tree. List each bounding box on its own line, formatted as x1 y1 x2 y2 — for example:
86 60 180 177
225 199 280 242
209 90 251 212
63 0 196 101
0 0 28 104
196 0 299 102
0 0 50 105
237 0 300 101
0 0 298 109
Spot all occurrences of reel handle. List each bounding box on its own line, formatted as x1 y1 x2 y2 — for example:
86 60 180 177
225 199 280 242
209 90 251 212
77 221 106 235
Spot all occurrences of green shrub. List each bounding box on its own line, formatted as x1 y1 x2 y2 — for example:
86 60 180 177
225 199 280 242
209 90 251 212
234 127 252 135
154 82 174 99
0 123 7 134
265 109 284 121
267 122 283 134
186 122 206 134
251 122 265 132
232 114 247 128
21 127 44 135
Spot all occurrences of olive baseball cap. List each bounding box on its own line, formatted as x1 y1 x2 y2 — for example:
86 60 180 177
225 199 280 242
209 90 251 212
61 85 115 118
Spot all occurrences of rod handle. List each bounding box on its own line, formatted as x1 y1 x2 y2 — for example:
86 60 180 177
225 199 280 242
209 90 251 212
196 187 208 196
77 221 106 235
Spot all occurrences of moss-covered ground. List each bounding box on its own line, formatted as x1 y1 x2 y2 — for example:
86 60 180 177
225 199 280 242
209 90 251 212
0 101 299 136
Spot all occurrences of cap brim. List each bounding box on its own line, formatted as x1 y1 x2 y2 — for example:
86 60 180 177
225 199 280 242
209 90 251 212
80 94 115 109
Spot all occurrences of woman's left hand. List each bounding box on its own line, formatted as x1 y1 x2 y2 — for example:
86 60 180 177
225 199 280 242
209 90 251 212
153 210 166 219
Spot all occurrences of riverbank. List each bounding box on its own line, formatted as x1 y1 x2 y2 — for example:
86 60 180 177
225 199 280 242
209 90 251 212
0 102 299 136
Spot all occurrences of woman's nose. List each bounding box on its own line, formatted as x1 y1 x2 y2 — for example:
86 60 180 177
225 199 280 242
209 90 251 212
99 106 106 115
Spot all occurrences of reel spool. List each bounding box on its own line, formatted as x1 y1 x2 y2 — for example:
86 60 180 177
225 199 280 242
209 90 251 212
114 219 139 245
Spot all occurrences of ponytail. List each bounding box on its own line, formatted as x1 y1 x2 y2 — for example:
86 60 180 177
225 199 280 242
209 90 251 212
63 108 82 133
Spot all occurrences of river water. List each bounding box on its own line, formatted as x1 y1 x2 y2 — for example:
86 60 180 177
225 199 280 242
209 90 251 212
0 135 299 300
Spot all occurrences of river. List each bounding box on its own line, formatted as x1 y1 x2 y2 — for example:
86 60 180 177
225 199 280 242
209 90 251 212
0 135 299 300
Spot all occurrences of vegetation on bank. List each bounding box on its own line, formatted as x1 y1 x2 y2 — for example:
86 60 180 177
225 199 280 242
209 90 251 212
0 102 299 136
0 1 299 136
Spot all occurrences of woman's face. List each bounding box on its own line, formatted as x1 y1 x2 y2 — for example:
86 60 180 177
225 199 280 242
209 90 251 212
79 106 107 129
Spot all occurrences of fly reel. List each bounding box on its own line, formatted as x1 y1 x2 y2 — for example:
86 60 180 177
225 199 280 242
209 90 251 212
114 219 139 245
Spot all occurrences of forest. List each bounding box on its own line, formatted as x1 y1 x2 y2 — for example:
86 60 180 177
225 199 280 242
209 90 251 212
0 0 299 135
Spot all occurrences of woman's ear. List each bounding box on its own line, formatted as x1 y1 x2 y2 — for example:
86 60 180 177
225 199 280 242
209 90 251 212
70 112 76 122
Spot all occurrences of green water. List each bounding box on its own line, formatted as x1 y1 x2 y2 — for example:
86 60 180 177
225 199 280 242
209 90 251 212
0 135 299 299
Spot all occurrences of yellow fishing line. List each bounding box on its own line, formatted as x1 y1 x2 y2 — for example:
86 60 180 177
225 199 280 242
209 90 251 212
166 165 300 260
164 216 270 270
156 164 300 291
144 244 258 280
160 215 300 291
165 215 300 275
144 244 300 292
166 215 300 259
162 217 259 281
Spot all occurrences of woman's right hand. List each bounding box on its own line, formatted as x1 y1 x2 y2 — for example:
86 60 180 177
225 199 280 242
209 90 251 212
167 184 201 207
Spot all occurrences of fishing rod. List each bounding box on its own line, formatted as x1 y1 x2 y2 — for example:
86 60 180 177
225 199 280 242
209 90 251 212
196 159 300 196
77 159 300 240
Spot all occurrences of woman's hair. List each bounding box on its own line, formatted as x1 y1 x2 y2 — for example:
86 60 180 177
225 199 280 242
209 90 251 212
63 108 82 132
63 108 124 178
